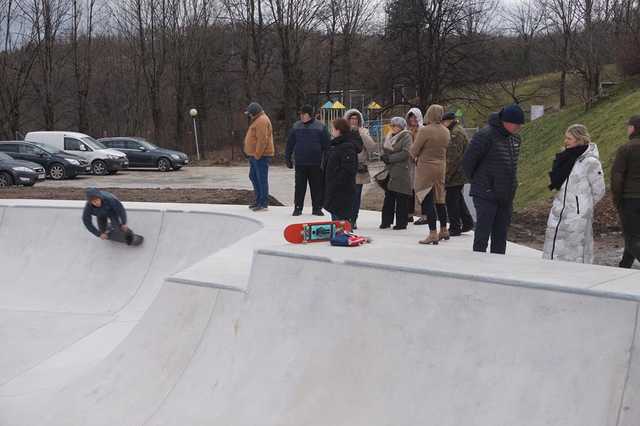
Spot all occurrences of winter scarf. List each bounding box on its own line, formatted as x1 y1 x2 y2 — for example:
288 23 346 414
548 144 589 190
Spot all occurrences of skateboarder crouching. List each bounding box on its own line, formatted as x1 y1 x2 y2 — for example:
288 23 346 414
83 187 131 242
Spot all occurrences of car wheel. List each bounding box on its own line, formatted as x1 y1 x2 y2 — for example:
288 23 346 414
92 160 108 176
157 157 171 172
0 172 13 187
49 163 66 180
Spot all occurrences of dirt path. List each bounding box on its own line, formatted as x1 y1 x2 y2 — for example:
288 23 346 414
0 187 283 206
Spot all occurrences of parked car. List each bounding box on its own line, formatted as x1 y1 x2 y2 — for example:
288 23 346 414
0 152 46 187
0 141 91 180
25 131 128 175
98 137 188 172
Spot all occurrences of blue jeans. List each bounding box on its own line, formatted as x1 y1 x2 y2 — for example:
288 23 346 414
249 156 271 207
351 184 363 222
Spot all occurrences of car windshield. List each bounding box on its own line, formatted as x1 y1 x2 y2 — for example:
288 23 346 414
137 139 158 150
81 136 106 150
33 143 61 154
0 152 12 160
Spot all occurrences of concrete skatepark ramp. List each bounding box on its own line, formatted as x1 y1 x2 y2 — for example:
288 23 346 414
1 200 640 425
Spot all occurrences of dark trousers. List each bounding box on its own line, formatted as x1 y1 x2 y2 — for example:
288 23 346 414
294 165 323 210
249 156 271 207
422 190 448 231
446 185 474 232
381 191 409 228
97 216 109 233
351 184 363 222
473 196 512 254
620 198 640 268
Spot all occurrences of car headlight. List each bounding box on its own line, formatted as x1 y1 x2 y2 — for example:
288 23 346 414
171 154 180 160
12 166 34 173
65 158 80 165
108 154 120 159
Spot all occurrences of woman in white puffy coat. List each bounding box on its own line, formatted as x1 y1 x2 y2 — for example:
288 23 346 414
542 124 606 263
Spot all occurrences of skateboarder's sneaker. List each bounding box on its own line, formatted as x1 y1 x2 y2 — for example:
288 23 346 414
251 205 269 212
292 208 302 216
248 204 257 209
312 209 324 216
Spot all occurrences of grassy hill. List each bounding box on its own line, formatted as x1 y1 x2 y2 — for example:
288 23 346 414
514 78 640 210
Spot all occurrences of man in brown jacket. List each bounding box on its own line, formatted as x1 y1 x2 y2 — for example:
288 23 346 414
611 115 640 268
443 112 475 236
243 102 275 211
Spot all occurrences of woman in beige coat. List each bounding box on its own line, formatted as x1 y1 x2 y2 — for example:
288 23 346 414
409 104 451 244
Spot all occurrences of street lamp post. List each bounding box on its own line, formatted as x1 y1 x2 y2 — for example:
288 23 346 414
189 108 201 161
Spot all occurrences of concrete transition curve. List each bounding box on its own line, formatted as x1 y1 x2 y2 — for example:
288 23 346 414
0 200 639 426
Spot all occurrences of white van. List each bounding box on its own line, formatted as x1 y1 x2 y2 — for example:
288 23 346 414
25 131 129 175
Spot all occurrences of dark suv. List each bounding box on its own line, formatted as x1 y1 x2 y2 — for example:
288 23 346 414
0 141 91 180
0 152 46 187
98 137 189 172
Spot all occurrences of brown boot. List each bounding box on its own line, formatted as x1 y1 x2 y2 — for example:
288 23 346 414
439 228 450 241
419 230 440 245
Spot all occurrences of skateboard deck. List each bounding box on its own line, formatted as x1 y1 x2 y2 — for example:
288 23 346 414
284 220 352 244
108 228 144 246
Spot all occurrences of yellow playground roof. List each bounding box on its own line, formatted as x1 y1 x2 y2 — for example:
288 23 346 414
367 101 382 110
332 101 346 109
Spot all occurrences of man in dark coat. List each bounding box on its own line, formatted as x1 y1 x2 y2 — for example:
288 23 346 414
463 104 524 254
285 104 331 216
83 187 129 240
443 112 474 236
324 118 363 221
611 115 640 268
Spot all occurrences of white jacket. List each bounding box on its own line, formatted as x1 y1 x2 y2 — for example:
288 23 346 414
542 143 606 264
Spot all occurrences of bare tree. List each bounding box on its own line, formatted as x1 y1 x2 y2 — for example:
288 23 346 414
71 0 97 132
266 0 323 130
115 0 169 143
385 0 496 108
0 0 39 137
498 0 546 102
336 0 377 102
543 0 578 107
572 0 614 109
224 0 272 102
28 0 70 130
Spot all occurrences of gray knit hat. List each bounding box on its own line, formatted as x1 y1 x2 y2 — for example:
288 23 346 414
390 116 407 130
245 102 263 116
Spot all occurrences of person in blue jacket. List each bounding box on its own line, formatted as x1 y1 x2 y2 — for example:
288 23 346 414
285 104 331 216
83 187 129 241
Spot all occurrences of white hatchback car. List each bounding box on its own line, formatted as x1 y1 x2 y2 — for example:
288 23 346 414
25 131 129 175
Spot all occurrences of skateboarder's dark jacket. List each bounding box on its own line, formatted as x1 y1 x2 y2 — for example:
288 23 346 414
83 188 128 237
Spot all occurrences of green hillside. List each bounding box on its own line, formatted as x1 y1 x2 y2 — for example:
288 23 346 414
515 79 640 210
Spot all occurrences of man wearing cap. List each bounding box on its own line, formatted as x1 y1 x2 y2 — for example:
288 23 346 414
243 102 274 212
442 111 475 236
611 115 640 268
463 104 524 254
285 104 331 216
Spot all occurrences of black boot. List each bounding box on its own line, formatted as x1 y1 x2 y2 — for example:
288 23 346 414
292 208 302 216
312 209 324 216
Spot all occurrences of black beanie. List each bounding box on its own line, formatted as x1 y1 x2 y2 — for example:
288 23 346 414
500 104 525 125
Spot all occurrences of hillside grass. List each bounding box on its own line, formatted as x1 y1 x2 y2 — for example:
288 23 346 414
456 65 620 128
515 78 640 209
